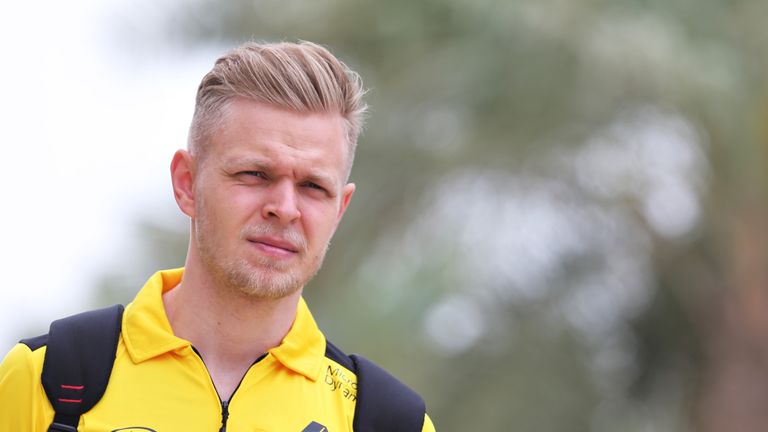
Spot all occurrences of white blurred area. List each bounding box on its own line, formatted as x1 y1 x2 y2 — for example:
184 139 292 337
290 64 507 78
0 1 220 353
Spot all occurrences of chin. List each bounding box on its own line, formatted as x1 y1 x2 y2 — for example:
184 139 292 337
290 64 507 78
228 265 306 300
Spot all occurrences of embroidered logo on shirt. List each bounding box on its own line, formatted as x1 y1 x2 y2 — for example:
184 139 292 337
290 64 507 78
111 428 157 432
324 365 357 401
302 421 329 432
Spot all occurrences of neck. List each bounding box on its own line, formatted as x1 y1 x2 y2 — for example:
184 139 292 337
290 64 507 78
163 259 301 399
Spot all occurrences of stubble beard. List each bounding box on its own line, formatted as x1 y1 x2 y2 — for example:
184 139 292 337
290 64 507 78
195 207 329 300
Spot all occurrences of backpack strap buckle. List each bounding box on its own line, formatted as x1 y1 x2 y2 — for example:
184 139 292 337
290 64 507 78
48 421 78 432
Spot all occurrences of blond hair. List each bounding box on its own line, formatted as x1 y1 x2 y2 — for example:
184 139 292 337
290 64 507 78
189 41 368 172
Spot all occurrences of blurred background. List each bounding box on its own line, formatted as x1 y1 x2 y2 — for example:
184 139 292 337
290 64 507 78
2 0 768 430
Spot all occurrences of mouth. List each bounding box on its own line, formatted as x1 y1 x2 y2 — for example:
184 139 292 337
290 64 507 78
247 236 300 257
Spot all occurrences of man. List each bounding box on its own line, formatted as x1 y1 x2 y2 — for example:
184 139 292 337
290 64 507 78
0 41 435 431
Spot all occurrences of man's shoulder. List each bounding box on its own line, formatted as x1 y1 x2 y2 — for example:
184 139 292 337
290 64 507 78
20 333 49 352
319 339 430 431
0 342 51 430
324 339 356 372
2 339 47 369
0 342 46 393
0 334 51 386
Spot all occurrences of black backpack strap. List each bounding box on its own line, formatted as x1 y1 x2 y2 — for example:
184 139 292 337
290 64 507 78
350 354 426 432
39 305 124 432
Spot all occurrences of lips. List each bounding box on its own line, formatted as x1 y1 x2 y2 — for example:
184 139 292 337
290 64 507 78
247 236 300 256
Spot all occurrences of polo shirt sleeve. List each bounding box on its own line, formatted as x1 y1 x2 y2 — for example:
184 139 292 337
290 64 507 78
422 413 436 431
0 343 49 431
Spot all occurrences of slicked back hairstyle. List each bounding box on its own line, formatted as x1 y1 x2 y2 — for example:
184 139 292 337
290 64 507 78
188 41 368 176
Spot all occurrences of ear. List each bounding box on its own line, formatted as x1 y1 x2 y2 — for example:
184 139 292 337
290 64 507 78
170 150 196 218
336 182 356 224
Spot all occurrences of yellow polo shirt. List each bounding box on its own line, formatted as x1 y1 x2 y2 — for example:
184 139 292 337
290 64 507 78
0 269 435 431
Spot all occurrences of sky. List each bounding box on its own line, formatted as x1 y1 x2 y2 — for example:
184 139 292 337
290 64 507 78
0 1 221 352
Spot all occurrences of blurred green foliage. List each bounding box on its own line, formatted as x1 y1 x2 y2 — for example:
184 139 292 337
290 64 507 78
99 0 768 430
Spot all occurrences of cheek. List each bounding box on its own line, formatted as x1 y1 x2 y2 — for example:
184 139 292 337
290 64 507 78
198 187 258 236
227 188 264 222
300 201 341 242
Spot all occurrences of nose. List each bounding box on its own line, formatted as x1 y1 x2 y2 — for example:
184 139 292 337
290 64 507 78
262 180 301 224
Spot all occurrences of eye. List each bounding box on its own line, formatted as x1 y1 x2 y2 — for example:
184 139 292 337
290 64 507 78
303 182 326 192
238 171 268 179
233 170 269 185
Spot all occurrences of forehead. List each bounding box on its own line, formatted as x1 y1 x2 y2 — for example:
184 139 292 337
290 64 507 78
207 99 349 175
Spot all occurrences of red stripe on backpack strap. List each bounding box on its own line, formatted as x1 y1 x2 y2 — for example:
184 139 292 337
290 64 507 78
61 384 84 390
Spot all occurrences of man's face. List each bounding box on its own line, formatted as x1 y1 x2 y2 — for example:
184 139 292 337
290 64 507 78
190 98 354 299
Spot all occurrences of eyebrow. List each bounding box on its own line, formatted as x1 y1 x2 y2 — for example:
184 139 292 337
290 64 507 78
222 156 340 191
222 156 273 172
